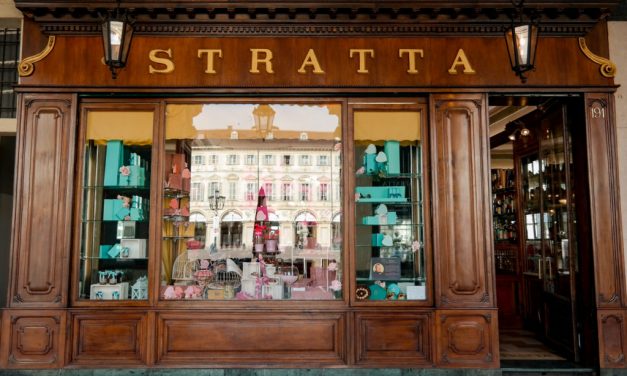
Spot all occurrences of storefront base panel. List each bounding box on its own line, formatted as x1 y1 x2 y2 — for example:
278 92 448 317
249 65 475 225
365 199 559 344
0 369 504 376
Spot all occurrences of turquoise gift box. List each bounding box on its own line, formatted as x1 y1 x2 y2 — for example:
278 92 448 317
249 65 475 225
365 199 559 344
356 186 406 202
363 153 377 175
384 141 400 175
119 166 146 187
104 140 125 187
103 199 131 220
362 212 398 225
99 245 113 258
372 234 384 246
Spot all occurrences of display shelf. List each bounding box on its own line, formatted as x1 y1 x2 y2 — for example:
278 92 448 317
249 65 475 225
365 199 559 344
84 185 150 191
356 173 423 179
356 198 408 203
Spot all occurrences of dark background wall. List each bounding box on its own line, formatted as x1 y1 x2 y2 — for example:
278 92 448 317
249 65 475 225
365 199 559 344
0 136 16 307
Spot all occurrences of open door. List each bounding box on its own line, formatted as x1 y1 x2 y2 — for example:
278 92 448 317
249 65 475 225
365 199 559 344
514 98 595 363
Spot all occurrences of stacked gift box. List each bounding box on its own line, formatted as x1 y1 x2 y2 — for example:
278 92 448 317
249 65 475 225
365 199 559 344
103 195 149 221
104 140 149 187
164 152 191 193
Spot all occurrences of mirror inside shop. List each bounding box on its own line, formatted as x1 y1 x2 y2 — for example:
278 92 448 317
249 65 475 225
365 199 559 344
80 103 343 301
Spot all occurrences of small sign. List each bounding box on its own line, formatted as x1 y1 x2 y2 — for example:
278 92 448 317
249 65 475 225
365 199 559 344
370 257 401 280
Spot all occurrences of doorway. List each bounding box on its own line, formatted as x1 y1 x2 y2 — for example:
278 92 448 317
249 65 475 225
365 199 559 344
489 96 597 368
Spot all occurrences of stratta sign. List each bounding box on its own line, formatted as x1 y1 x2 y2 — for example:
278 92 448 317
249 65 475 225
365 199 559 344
20 36 609 87
147 47 476 76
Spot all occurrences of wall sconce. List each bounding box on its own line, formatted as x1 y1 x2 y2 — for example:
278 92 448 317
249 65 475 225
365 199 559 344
102 1 134 79
504 0 539 83
508 125 530 141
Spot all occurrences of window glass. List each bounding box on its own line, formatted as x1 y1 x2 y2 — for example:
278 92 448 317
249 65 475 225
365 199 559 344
162 103 342 300
353 109 426 301
79 110 153 301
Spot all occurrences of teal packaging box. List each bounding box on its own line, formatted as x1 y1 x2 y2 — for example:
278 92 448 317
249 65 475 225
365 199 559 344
104 140 125 186
99 245 113 258
384 141 400 175
372 234 384 246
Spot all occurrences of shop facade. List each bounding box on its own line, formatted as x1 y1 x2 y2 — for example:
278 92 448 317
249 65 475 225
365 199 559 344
0 1 625 371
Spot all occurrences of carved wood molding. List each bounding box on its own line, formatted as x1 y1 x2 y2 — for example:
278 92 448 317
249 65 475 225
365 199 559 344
579 37 617 78
18 36 56 77
35 21 596 37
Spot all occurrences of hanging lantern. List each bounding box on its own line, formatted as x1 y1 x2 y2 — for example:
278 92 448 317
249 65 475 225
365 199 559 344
504 0 539 83
102 3 134 79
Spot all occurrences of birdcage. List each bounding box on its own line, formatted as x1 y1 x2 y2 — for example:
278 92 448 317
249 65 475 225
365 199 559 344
208 260 242 290
172 250 197 284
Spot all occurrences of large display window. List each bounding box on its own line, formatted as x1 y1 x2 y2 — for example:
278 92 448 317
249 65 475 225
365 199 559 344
160 102 343 301
74 99 432 305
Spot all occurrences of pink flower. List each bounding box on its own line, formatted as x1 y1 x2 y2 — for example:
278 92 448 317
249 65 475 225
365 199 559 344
330 279 342 292
119 166 130 176
356 166 365 175
163 286 177 299
200 259 210 270
327 262 338 271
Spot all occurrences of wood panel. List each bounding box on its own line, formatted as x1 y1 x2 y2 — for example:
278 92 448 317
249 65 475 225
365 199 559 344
598 309 627 368
354 311 432 366
584 93 625 308
156 311 345 366
69 311 147 366
8 94 76 307
435 309 499 368
431 94 494 308
0 309 66 368
19 36 612 88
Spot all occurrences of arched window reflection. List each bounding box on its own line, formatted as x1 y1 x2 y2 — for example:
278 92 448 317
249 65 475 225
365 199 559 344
220 211 243 248
188 212 207 249
332 212 342 249
294 211 317 249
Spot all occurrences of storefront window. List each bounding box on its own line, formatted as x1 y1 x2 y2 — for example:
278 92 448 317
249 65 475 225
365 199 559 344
78 110 154 301
162 102 342 300
353 107 427 301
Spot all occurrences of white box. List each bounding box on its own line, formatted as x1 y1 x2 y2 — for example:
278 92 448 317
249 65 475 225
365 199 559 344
90 282 129 300
406 285 426 300
241 278 257 297
242 262 260 279
120 239 147 258
262 283 284 300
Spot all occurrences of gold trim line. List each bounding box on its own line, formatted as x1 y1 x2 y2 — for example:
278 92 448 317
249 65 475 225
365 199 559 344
578 37 617 79
18 36 56 77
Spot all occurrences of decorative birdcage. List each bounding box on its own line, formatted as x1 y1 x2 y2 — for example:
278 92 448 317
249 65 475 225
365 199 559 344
172 250 197 284
208 260 242 290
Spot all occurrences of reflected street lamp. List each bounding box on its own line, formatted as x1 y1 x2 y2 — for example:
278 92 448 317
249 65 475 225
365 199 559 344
208 189 226 252
252 104 277 140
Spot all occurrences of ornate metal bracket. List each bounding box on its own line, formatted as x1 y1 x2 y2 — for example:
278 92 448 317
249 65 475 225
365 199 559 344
579 37 617 78
18 36 56 77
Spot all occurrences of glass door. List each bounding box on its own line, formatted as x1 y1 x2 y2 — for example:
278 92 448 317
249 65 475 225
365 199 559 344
518 105 579 360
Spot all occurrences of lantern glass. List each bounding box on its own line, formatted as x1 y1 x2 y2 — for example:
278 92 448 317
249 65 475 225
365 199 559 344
505 18 538 80
109 20 124 62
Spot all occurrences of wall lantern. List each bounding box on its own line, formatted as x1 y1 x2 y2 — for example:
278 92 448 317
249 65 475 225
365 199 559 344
252 104 277 140
102 1 134 79
504 0 539 83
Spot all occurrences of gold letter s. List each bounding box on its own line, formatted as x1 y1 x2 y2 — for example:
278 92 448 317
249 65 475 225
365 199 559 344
149 49 174 74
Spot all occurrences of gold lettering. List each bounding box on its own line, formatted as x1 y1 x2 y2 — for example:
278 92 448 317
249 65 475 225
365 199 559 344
349 49 375 74
399 49 424 74
448 49 476 75
297 49 325 74
250 48 274 74
148 49 175 74
198 49 223 74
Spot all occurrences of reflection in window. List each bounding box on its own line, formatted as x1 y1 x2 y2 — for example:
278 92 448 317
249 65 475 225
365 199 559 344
162 103 342 301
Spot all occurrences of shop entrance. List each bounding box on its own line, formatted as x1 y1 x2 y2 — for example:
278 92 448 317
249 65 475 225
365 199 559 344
489 96 597 368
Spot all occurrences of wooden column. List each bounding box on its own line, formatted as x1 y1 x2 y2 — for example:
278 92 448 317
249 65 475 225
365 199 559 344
1 94 75 369
430 93 498 368
585 93 627 368
8 93 76 308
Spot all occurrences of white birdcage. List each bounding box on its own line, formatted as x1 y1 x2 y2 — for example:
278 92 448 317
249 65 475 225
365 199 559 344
208 260 242 290
172 250 197 284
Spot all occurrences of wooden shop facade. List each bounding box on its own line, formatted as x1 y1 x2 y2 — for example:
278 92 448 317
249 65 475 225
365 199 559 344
1 0 626 371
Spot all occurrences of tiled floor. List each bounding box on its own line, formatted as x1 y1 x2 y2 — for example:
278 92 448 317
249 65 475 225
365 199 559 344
500 329 565 360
